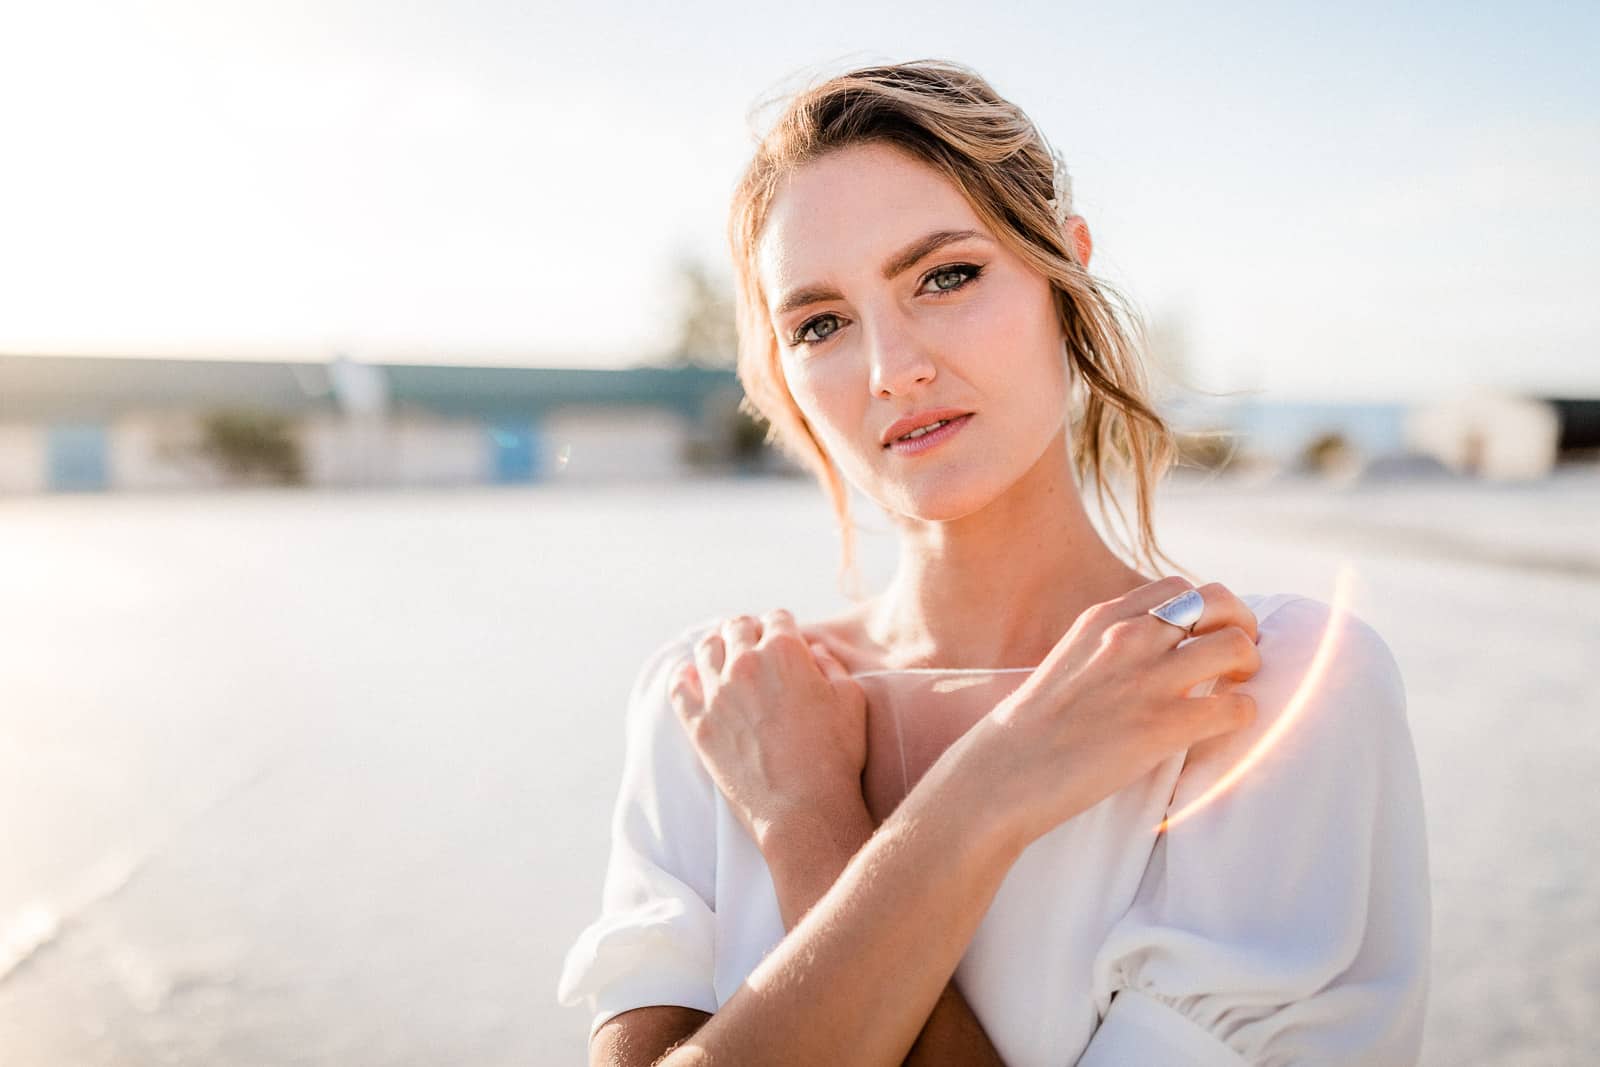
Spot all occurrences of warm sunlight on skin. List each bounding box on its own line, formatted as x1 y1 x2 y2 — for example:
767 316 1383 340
1154 562 1361 834
751 137 1338 842
756 141 1076 525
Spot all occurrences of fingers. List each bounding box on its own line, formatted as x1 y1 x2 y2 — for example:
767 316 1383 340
1162 624 1262 689
721 614 762 664
1180 690 1259 743
761 607 851 684
1150 581 1257 648
759 607 802 645
676 615 753 725
1137 581 1262 694
688 611 799 700
693 630 725 697
1189 582 1259 644
1116 578 1258 650
667 656 702 706
809 640 848 681
1116 575 1197 617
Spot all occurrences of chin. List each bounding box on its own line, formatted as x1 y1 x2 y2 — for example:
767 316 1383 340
869 465 1005 524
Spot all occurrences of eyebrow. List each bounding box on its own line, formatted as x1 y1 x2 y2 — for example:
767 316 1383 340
771 229 990 320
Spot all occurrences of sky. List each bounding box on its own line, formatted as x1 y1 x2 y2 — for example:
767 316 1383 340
0 0 1595 400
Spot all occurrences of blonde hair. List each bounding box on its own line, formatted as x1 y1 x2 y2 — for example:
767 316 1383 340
726 58 1192 597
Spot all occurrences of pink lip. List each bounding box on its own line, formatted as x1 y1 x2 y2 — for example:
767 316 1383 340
884 412 973 456
881 407 974 445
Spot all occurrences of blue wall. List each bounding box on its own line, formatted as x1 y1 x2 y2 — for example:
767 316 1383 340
47 424 108 491
487 421 539 484
1232 401 1410 459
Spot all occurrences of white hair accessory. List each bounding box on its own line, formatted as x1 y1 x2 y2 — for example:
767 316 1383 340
1046 144 1074 229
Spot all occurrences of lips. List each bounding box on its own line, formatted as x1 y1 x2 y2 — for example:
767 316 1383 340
880 407 975 447
885 412 972 455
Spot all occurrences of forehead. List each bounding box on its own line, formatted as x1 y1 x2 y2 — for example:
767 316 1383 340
756 142 985 307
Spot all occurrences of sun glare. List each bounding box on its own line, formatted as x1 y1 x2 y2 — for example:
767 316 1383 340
1154 562 1360 834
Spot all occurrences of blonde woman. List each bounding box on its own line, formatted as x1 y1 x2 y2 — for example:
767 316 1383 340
560 59 1429 1066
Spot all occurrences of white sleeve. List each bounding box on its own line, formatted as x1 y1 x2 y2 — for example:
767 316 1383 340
556 624 721 1041
1079 596 1431 1067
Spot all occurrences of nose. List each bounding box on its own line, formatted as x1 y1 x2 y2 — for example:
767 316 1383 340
867 316 937 399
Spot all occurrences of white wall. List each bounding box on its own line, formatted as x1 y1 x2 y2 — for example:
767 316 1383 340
539 406 691 482
1406 389 1559 480
300 413 394 487
2 407 700 492
301 413 491 487
391 416 489 486
108 413 226 490
0 424 45 493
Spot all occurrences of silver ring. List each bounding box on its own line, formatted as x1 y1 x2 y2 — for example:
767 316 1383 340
1148 588 1204 636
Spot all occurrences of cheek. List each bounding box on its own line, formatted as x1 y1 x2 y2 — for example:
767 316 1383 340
782 358 884 473
950 289 1063 392
784 354 854 423
963 290 1070 438
779 358 824 425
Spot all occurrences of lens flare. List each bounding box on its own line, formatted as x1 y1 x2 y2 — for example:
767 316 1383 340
1154 562 1359 835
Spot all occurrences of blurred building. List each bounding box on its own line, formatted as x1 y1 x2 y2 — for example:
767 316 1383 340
1405 387 1600 480
0 354 756 493
1161 395 1415 478
1162 389 1600 482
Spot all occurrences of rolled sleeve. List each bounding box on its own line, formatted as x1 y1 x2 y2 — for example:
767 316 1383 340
1078 987 1250 1067
557 621 723 1039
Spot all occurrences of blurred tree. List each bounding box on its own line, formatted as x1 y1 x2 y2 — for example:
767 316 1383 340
1300 430 1360 478
660 250 776 470
663 251 739 368
196 409 305 485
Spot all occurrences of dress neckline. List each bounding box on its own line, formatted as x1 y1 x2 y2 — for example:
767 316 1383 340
848 665 1037 680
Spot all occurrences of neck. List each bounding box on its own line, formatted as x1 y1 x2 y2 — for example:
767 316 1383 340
864 432 1151 671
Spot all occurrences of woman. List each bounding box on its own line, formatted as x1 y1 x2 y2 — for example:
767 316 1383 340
559 60 1430 1066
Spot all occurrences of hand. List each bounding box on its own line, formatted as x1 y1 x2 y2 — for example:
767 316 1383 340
964 577 1262 849
667 608 869 851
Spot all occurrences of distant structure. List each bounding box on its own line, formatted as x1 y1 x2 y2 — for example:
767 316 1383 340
1161 394 1415 479
1546 397 1600 458
1405 387 1600 480
5 355 1590 494
1162 388 1600 482
0 354 772 494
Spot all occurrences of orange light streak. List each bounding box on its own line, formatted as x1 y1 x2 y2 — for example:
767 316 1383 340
1153 563 1358 834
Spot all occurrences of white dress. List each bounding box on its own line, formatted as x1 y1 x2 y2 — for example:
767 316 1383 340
557 592 1432 1066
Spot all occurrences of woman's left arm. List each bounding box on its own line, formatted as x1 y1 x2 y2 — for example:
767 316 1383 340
761 803 1005 1066
674 609 1006 1066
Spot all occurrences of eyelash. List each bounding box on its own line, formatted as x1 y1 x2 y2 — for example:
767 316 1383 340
789 263 985 348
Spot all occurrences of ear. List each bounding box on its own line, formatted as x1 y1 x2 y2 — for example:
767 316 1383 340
1064 214 1093 268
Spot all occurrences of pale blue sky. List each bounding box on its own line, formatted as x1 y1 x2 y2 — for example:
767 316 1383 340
0 0 1595 399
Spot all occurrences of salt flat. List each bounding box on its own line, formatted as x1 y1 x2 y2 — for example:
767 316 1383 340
0 470 1594 1065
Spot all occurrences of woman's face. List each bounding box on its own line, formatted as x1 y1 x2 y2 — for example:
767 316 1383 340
757 141 1071 523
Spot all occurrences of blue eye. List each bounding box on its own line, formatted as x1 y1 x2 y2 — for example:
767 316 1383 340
922 263 983 294
789 262 985 348
793 313 844 346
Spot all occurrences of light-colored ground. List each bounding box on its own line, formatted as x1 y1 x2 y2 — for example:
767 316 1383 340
0 468 1595 1065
